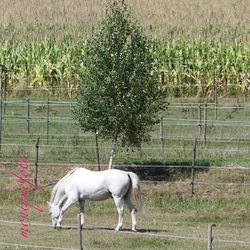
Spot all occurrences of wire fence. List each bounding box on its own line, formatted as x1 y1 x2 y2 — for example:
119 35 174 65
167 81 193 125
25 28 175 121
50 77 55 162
1 99 250 169
0 219 250 249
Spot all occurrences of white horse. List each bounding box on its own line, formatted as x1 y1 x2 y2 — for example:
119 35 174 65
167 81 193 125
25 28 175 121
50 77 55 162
48 168 143 231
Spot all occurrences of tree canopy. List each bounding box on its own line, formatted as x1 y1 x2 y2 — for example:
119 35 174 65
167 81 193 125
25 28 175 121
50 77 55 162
73 0 167 151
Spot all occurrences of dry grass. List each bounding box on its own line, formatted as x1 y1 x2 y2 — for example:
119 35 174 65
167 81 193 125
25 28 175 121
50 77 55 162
0 167 250 249
0 0 249 41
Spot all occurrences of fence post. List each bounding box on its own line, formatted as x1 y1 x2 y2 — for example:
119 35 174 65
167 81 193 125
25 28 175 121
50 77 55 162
160 116 164 158
46 98 49 144
191 137 196 196
208 224 216 250
198 104 202 137
213 63 218 120
95 131 101 171
78 213 83 250
26 98 30 133
3 67 7 115
0 65 7 116
34 137 40 188
0 66 2 99
0 100 2 152
204 103 207 145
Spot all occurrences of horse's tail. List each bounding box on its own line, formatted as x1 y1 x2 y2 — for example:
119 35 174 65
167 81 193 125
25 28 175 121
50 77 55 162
127 172 144 213
49 168 78 203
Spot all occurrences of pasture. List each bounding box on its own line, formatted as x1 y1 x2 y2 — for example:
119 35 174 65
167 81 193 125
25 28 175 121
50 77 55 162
1 97 250 249
0 168 250 250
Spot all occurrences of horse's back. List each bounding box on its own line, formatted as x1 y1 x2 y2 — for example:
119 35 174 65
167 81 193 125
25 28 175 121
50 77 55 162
63 168 131 200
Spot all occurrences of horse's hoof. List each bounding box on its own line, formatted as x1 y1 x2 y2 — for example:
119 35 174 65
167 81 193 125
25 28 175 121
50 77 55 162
56 226 62 229
115 227 120 232
132 228 137 232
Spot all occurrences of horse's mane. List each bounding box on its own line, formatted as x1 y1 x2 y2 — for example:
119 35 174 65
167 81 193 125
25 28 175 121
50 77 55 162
50 168 78 203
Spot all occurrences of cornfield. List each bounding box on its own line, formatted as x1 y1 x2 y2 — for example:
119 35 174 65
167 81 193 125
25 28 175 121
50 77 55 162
0 0 249 97
0 38 249 97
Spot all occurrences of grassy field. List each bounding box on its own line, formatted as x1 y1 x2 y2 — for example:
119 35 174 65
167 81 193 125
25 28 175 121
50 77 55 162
2 97 250 167
0 97 250 249
0 170 250 250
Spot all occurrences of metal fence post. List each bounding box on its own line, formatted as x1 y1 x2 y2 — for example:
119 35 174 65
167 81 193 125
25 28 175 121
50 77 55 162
78 213 83 250
34 137 40 188
208 224 216 250
191 137 196 196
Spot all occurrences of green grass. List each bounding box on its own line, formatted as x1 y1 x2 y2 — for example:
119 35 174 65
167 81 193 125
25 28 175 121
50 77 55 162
2 97 250 168
0 179 250 250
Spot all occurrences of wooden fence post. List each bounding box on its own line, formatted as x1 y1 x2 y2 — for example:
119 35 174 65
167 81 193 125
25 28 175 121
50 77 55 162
208 224 216 250
3 67 7 115
0 65 7 115
204 103 207 145
191 137 197 196
0 100 2 152
78 213 83 250
213 63 218 120
160 116 164 158
198 104 202 137
46 99 49 144
26 98 30 133
34 137 40 188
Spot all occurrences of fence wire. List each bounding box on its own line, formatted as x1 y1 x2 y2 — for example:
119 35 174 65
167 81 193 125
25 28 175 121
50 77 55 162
0 219 250 247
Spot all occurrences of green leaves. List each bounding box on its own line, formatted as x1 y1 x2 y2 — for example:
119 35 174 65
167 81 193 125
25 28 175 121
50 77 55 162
73 0 167 147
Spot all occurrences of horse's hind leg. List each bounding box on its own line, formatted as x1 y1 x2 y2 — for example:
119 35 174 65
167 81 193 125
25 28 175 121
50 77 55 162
79 200 85 228
112 195 124 231
125 196 137 232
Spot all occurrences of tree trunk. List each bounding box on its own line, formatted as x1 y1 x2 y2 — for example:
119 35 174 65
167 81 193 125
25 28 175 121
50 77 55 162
108 138 117 170
95 131 101 171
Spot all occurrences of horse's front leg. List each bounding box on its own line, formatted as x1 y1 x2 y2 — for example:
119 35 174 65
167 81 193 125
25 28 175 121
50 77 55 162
55 195 67 229
79 200 85 228
56 196 77 228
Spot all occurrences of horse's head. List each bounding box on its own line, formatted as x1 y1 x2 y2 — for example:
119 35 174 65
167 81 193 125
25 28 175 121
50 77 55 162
47 202 60 228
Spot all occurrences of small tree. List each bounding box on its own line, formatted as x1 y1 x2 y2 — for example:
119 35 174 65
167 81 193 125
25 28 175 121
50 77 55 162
73 0 167 169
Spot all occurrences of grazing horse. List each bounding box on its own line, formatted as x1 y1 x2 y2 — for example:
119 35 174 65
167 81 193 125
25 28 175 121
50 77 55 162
48 168 143 231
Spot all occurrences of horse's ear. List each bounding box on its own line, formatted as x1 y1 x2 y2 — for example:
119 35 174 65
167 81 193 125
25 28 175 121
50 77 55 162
47 201 51 206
